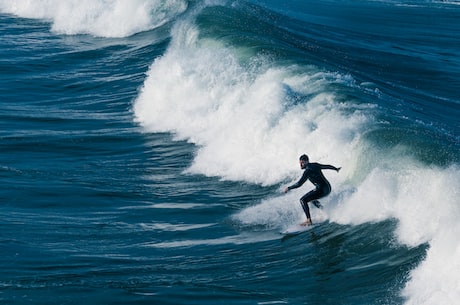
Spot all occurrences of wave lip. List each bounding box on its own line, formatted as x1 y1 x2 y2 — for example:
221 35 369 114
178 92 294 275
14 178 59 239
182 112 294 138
0 0 188 37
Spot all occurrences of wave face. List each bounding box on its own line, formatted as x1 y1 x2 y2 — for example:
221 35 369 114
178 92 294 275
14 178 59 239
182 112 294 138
1 0 459 304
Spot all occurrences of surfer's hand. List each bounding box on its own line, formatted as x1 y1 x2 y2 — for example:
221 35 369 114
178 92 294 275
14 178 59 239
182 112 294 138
283 187 289 193
336 167 341 173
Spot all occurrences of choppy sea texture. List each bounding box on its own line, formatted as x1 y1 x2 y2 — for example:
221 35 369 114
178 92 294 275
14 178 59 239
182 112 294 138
1 0 459 304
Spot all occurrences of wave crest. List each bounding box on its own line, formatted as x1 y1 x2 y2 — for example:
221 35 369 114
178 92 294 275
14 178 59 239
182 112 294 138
0 0 188 37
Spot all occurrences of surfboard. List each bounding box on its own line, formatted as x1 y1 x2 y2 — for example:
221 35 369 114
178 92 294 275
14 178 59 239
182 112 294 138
280 224 313 236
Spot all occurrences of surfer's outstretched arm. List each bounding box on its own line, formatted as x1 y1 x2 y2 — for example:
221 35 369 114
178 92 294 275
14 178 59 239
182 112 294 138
320 164 341 172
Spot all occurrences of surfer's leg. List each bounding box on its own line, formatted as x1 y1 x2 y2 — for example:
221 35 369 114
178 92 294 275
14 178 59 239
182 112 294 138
300 199 311 220
300 187 329 225
312 200 322 209
300 190 319 225
310 186 330 209
299 200 311 226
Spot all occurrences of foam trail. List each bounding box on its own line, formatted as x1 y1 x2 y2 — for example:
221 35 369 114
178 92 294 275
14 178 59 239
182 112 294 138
0 0 187 37
233 191 329 231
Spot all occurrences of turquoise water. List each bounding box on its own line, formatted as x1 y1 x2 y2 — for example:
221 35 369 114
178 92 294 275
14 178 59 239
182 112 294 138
1 1 458 304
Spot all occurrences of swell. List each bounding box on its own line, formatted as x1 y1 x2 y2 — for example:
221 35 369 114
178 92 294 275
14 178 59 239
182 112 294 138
0 14 166 211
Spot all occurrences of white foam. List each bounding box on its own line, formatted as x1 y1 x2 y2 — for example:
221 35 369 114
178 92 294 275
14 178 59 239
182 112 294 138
232 192 329 231
330 162 460 305
402 221 460 305
133 21 367 185
144 231 279 249
400 166 460 305
0 0 187 37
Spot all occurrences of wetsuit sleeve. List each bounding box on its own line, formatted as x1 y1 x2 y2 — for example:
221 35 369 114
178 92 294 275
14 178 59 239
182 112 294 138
319 164 339 171
287 170 309 190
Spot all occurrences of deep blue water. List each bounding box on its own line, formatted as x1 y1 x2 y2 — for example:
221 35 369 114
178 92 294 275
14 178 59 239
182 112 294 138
1 1 459 304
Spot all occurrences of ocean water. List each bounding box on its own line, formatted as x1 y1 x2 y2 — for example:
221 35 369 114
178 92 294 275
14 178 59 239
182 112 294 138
0 0 459 304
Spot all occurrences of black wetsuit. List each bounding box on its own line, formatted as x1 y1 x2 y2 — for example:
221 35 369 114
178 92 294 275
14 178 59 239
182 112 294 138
287 162 336 219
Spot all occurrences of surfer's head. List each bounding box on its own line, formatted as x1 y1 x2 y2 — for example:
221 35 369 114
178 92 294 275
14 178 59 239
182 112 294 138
299 154 309 169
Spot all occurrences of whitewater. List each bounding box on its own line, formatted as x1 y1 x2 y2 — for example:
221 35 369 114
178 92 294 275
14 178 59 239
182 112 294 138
1 0 459 304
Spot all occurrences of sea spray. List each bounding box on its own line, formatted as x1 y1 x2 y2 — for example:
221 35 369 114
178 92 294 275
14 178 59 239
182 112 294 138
399 165 460 305
133 21 368 185
0 0 187 37
331 163 460 295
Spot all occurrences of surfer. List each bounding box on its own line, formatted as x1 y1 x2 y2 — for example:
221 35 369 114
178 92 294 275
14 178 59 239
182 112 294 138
284 154 341 226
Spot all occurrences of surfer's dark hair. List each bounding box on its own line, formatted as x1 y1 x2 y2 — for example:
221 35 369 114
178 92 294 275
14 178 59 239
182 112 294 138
299 154 309 162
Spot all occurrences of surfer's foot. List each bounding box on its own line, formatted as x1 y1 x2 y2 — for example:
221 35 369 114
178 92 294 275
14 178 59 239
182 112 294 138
300 219 312 226
312 200 322 209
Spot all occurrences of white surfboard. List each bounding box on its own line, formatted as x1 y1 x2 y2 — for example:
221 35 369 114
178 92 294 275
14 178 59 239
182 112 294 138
280 224 313 236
